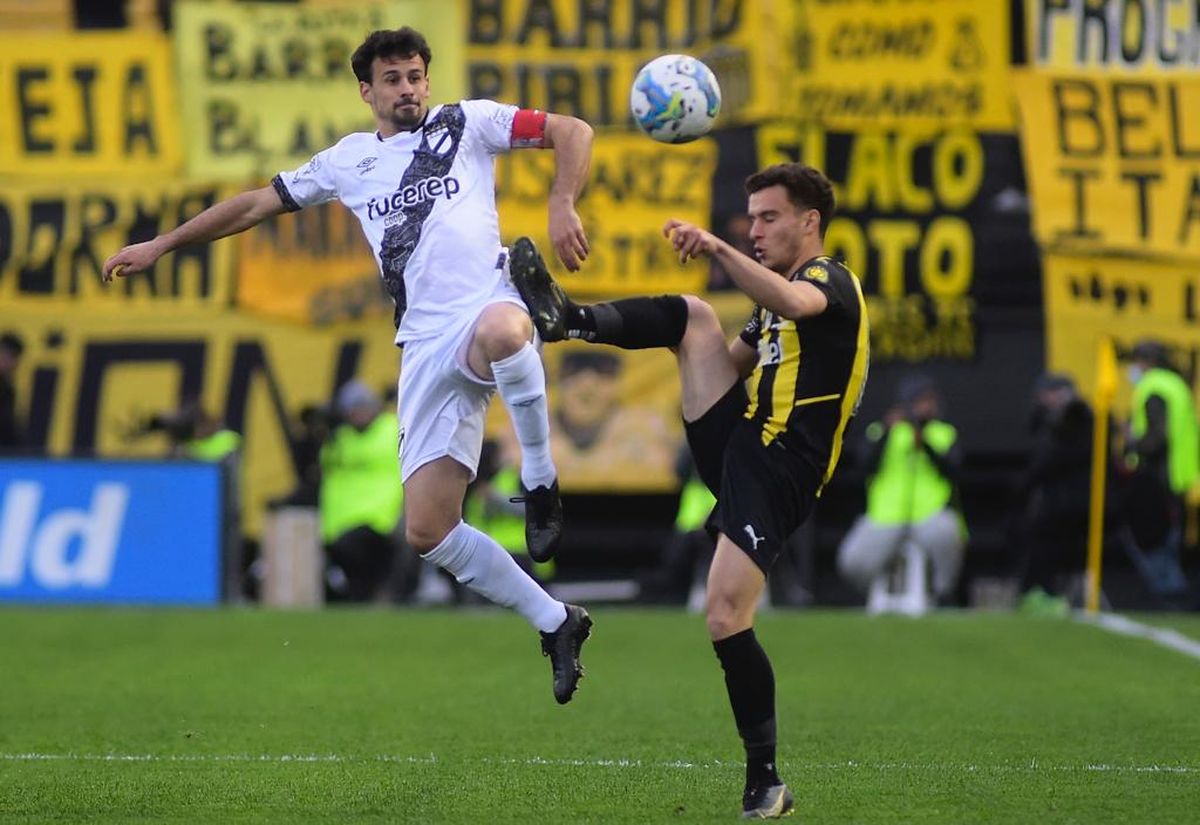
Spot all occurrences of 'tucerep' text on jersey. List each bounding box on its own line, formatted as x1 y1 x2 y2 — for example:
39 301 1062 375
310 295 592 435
271 99 529 345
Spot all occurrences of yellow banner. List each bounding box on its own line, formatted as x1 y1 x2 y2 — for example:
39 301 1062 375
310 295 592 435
464 0 793 128
792 0 1013 131
239 202 389 326
0 179 238 309
1028 0 1200 70
497 133 715 296
173 0 464 181
0 32 181 177
1044 253 1200 416
4 306 405 537
1013 70 1200 261
758 123 986 361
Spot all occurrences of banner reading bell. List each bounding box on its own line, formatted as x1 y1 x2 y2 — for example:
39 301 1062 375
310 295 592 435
0 32 181 177
1013 70 1200 261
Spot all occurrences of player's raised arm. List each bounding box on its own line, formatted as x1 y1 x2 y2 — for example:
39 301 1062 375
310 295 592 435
102 185 287 282
541 113 593 272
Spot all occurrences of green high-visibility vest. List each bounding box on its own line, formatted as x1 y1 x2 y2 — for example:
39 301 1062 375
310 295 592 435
183 429 241 462
1131 367 1200 494
865 420 957 525
318 413 403 543
675 477 716 532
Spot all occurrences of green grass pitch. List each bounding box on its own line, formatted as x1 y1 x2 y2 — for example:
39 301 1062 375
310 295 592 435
1 608 1198 824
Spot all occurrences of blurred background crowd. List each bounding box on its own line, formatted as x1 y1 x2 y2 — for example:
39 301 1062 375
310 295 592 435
1 0 1198 612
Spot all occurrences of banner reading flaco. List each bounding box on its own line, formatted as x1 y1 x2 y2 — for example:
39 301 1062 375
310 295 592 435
0 31 181 177
173 0 464 181
1012 70 1200 262
0 179 238 309
756 123 1041 362
792 0 1013 131
1043 253 1200 415
464 0 794 128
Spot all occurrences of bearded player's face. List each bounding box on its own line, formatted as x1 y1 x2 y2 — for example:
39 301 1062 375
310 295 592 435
361 54 430 134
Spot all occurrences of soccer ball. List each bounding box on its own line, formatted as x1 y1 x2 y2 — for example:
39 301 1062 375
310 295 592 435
629 54 721 144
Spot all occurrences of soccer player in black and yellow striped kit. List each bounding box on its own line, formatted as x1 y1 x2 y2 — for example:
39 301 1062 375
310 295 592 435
511 163 869 819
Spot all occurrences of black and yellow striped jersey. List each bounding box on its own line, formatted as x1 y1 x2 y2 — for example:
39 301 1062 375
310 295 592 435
738 255 870 494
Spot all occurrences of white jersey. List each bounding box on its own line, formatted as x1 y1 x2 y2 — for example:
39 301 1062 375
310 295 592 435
272 99 519 344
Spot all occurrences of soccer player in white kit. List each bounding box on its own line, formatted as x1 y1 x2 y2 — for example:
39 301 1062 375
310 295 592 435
103 27 593 704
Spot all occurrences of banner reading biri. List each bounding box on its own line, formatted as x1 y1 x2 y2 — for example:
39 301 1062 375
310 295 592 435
1013 70 1200 261
174 0 464 181
0 32 181 178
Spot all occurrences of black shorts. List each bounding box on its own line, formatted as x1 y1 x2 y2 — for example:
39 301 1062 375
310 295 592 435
685 384 819 573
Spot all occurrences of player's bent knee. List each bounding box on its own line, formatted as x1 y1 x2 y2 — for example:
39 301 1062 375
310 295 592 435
705 592 750 640
405 520 452 555
474 305 533 361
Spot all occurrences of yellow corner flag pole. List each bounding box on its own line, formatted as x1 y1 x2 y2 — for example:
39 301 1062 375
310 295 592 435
1086 337 1119 615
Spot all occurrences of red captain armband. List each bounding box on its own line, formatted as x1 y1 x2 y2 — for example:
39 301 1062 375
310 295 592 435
511 108 548 148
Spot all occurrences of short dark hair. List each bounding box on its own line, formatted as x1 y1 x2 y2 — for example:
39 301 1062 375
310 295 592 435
351 27 432 84
744 163 836 237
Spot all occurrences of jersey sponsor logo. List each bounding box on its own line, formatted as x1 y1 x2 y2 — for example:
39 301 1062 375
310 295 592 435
366 176 461 220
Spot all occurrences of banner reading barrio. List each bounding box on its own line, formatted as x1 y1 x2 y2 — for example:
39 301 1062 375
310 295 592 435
793 0 1012 131
496 133 715 297
173 0 464 181
465 0 793 128
0 32 181 177
1013 70 1200 261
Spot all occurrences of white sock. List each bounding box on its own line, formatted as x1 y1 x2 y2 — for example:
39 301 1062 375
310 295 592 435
422 521 566 633
491 342 557 490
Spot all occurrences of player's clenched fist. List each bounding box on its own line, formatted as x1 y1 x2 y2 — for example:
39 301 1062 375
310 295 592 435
663 218 719 264
102 240 165 283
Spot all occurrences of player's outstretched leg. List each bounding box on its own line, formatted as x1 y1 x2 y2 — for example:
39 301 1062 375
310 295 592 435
510 236 689 350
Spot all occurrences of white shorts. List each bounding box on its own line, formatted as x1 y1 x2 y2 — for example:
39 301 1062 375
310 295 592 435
397 277 528 483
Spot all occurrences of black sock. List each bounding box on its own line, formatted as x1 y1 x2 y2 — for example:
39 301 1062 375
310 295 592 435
713 628 780 788
565 295 688 349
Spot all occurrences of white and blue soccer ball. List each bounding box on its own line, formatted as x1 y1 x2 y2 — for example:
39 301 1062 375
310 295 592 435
629 54 722 144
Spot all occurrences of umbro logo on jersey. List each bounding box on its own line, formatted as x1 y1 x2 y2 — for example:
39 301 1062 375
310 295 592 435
366 176 461 220
357 156 378 174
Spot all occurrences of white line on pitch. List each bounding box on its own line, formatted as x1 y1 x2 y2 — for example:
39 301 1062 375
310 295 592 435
1 753 1197 774
1076 611 1200 661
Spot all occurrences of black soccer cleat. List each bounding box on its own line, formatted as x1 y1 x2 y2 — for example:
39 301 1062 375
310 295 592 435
741 782 795 820
540 604 593 704
511 479 563 563
510 236 571 342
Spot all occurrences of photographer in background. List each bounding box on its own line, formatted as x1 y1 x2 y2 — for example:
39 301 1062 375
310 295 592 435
319 380 407 602
837 375 966 603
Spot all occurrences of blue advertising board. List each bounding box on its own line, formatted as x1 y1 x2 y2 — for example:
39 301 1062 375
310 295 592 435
0 459 223 605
